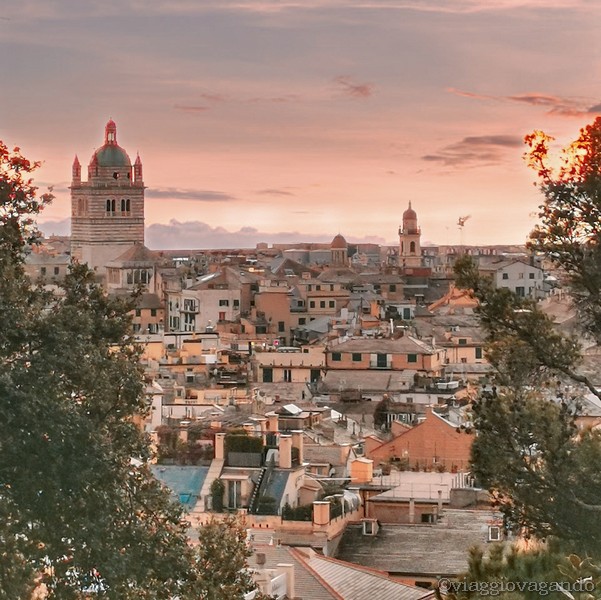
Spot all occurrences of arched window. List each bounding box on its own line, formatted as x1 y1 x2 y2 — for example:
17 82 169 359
111 199 116 214
121 199 126 213
106 199 111 213
126 198 130 213
410 241 416 254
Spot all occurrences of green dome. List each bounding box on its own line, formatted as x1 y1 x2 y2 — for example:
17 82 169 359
94 144 131 167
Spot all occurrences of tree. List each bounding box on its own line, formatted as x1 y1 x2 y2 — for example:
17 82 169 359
454 118 601 557
0 143 199 597
189 515 271 600
435 540 601 600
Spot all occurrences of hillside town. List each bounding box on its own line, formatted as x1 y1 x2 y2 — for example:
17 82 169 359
19 120 599 598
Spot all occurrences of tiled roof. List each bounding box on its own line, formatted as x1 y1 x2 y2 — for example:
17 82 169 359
331 336 435 355
336 509 503 577
293 548 434 600
248 544 339 600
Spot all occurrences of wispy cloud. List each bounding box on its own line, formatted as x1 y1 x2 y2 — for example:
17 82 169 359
256 188 296 196
333 76 374 99
447 87 601 118
422 134 522 167
146 188 237 202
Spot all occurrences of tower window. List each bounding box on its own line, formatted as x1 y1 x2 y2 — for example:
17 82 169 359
106 199 116 216
410 241 416 254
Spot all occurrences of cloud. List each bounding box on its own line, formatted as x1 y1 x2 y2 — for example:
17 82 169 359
447 87 600 118
37 218 71 237
256 188 296 196
145 219 389 249
146 187 237 202
333 76 374 99
422 134 522 167
588 104 601 114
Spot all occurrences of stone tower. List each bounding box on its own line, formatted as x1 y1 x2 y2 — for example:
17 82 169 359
330 233 348 266
398 202 422 269
70 119 145 272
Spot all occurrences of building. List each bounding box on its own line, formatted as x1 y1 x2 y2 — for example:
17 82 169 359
70 119 145 272
399 202 422 270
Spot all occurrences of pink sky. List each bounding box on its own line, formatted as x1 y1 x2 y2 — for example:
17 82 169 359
1 0 599 249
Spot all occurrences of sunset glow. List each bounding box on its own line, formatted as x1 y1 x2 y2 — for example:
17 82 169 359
0 0 599 249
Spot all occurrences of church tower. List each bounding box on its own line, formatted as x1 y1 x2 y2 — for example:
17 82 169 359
398 202 422 269
70 119 145 272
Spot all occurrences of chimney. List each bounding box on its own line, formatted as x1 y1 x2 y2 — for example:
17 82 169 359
409 497 415 524
291 430 304 464
267 413 279 433
350 457 373 484
277 564 295 600
215 432 226 461
279 435 292 469
257 417 267 444
312 501 330 527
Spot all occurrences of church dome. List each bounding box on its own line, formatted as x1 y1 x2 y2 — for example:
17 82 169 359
331 233 348 249
403 202 417 221
93 144 131 167
90 119 131 167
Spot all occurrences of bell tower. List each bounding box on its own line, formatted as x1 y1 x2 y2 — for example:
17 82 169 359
70 120 145 273
398 202 422 269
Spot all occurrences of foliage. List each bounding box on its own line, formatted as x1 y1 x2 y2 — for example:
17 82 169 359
436 541 601 600
225 431 264 455
373 394 391 429
453 118 601 557
210 478 225 512
281 502 313 521
186 515 274 600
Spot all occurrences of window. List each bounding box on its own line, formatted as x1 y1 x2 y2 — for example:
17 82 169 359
376 353 388 368
410 241 416 254
40 267 46 276
331 352 342 362
233 299 240 308
352 353 362 362
516 286 525 297
458 338 467 345
169 316 180 330
278 321 285 332
389 284 396 292
518 272 524 279
502 272 508 279
219 299 229 306
461 357 467 363
54 267 60 276
106 198 116 216
298 318 306 326
475 347 483 359
529 272 535 279
407 353 417 363
310 369 320 382
309 301 315 308
135 309 141 317
403 308 411 320
283 369 292 383
316 285 321 291
150 309 157 317
132 323 141 333
183 313 195 331
421 513 435 524
320 300 326 308
218 311 226 321
329 300 335 308
406 397 413 404
488 526 501 542
262 368 273 383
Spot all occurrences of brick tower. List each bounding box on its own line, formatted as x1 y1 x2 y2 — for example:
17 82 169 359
70 119 145 273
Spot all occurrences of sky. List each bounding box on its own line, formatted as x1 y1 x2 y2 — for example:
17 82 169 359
1 0 600 250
